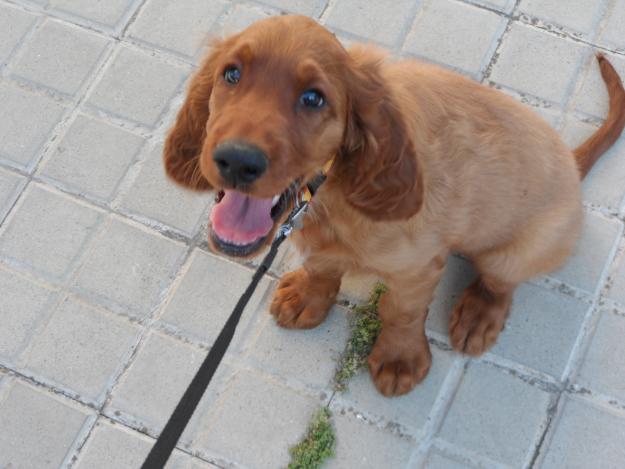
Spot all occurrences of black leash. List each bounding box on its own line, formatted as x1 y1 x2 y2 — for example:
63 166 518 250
141 176 326 469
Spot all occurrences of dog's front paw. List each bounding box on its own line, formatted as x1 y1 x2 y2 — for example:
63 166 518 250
270 269 339 329
367 326 431 397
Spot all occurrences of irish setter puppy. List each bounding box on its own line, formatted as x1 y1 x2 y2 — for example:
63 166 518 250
164 15 625 396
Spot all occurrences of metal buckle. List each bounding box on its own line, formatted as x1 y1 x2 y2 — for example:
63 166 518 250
274 189 309 240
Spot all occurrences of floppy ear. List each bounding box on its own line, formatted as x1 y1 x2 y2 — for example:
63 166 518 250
163 42 224 191
337 46 423 220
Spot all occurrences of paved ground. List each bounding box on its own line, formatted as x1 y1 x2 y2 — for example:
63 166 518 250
1 0 625 468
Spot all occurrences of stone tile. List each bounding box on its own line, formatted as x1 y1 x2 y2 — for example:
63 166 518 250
0 167 26 222
608 255 625 306
490 23 585 104
128 0 227 58
552 211 622 294
403 0 505 76
119 144 210 235
518 0 604 35
0 184 103 278
74 419 152 469
49 0 136 28
170 454 219 469
599 0 625 51
325 0 418 47
160 249 272 345
0 82 65 168
438 361 551 466
0 381 91 469
246 305 350 390
426 255 477 338
424 450 474 469
10 19 109 96
541 397 625 469
576 311 625 401
0 267 56 363
573 53 625 119
334 347 453 435
73 217 185 317
107 331 231 439
215 2 275 35
560 117 625 212
325 411 415 469
167 453 218 469
0 3 37 64
87 45 188 127
40 114 145 201
22 296 139 403
491 283 588 377
191 370 320 469
76 419 210 468
259 0 327 16
463 0 514 12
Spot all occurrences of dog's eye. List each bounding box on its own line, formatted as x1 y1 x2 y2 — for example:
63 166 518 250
223 66 241 84
300 89 325 108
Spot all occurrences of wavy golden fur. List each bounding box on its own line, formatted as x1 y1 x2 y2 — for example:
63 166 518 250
164 16 625 396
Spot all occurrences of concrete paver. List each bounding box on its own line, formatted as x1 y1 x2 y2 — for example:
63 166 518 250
540 397 625 469
21 296 139 404
438 361 551 466
118 144 211 236
0 380 92 469
0 3 37 64
9 19 110 97
0 82 65 169
0 184 104 279
48 0 137 29
39 114 145 201
518 0 606 36
0 267 56 363
489 23 586 105
87 45 188 127
71 217 186 317
403 0 505 76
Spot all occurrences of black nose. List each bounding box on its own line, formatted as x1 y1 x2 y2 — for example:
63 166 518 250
213 141 268 186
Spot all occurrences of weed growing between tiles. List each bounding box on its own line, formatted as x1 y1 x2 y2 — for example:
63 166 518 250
288 408 336 469
287 283 386 468
333 283 386 392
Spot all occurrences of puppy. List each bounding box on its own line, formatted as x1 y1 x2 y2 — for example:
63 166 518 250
164 15 625 396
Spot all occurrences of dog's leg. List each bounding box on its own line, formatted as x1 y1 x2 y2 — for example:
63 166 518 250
449 274 514 356
368 256 446 396
449 216 580 355
270 258 343 329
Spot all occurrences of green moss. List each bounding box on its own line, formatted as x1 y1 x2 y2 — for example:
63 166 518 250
288 407 336 469
333 283 387 392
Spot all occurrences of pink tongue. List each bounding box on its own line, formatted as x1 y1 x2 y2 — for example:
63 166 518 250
209 190 274 244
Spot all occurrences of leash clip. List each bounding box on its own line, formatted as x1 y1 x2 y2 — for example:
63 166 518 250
290 201 309 230
274 193 309 240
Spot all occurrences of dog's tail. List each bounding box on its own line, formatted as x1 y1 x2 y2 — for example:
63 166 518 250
573 54 625 179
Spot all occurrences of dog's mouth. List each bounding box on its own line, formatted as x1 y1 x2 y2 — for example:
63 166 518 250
208 183 297 257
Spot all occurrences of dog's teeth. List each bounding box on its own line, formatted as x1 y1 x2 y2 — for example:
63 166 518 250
272 195 280 207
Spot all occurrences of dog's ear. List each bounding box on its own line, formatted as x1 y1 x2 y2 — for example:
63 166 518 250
163 41 225 191
337 46 423 220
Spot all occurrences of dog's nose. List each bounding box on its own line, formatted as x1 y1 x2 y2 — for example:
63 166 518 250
213 141 268 186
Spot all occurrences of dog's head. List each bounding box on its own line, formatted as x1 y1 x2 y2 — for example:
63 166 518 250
164 15 422 257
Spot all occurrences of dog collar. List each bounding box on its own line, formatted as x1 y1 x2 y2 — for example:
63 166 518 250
299 157 334 202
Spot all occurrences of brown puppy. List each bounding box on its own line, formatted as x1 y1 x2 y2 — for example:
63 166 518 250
164 15 625 396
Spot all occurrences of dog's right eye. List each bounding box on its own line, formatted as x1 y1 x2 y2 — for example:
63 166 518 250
223 66 241 84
